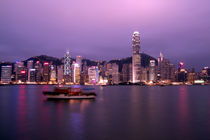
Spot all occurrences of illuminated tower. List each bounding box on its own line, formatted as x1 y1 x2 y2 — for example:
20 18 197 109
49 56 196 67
132 31 141 83
88 66 99 84
64 50 71 82
34 61 42 82
149 60 156 81
73 63 80 83
57 65 64 84
64 51 71 75
27 60 33 81
1 65 12 83
43 62 50 82
76 56 82 71
50 65 56 82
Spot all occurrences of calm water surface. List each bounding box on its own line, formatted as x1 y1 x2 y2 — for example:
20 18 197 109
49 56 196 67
0 85 210 140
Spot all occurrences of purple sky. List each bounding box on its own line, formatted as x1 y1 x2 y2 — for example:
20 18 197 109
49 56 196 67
0 0 210 70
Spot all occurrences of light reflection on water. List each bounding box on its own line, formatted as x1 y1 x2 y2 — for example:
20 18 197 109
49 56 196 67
0 85 210 140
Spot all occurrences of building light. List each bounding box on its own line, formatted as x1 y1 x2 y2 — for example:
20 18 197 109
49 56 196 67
21 71 26 74
179 62 184 66
194 80 204 84
44 62 49 65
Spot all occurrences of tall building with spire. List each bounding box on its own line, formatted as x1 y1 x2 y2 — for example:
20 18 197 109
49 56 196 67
132 31 141 83
64 50 71 82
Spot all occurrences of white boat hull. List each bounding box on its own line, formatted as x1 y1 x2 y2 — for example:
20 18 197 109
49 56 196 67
45 94 96 99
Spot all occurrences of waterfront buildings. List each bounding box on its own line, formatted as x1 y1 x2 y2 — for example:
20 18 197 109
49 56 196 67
0 33 208 85
1 65 12 83
200 67 210 82
157 52 175 82
88 66 99 84
187 72 197 84
132 31 141 83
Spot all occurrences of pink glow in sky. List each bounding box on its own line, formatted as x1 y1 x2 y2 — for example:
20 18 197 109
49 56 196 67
0 0 210 69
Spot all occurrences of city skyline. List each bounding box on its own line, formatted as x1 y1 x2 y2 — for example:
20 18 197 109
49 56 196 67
1 0 210 70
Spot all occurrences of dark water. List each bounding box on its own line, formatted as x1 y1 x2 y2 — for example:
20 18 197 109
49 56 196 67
0 85 210 140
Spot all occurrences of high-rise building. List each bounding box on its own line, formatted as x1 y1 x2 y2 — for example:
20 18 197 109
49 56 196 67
149 60 156 82
176 62 187 82
15 61 24 81
57 65 64 84
1 65 12 83
27 60 33 81
82 61 89 83
169 64 176 82
105 63 113 84
187 72 197 84
34 61 42 82
14 61 24 73
17 68 27 82
122 63 132 83
64 50 71 82
76 56 82 71
200 67 210 82
43 62 50 82
29 69 36 82
157 52 175 82
88 66 99 84
73 63 80 83
132 31 141 83
15 61 27 82
141 67 150 82
111 63 119 84
50 65 56 82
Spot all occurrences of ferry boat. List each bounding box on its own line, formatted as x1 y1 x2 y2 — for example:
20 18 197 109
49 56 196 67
43 86 97 99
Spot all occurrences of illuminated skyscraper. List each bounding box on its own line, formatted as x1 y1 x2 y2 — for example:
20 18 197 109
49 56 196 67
1 65 12 83
177 62 187 82
122 63 132 83
34 61 42 82
73 63 80 83
27 60 33 81
50 65 56 82
57 65 64 84
15 61 27 82
64 50 71 82
132 31 141 83
157 52 175 82
15 61 24 81
29 69 36 82
88 66 99 84
111 63 119 84
17 69 27 83
76 56 82 71
43 62 50 82
149 60 156 81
